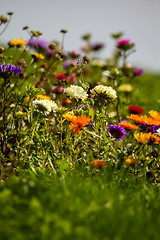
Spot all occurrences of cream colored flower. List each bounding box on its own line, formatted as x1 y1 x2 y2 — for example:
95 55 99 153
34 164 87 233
91 85 117 100
32 99 58 115
64 85 88 101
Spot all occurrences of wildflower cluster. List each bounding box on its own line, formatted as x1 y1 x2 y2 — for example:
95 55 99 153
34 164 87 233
0 11 160 184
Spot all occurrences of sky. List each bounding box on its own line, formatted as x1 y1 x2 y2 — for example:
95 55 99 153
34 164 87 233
1 0 160 72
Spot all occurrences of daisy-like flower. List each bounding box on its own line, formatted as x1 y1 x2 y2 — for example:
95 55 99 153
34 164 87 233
32 53 45 60
128 105 143 115
119 121 138 130
10 38 27 49
0 62 22 78
108 124 126 141
32 99 58 116
90 160 108 168
134 132 160 144
91 85 117 102
64 114 91 136
148 110 160 121
64 85 88 101
144 117 160 126
127 114 147 124
55 73 67 82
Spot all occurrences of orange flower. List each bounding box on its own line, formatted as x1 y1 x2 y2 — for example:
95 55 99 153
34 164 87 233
127 114 147 124
90 160 108 168
125 156 139 166
144 117 160 126
148 110 160 121
119 121 138 130
11 38 27 50
134 132 160 144
68 115 91 136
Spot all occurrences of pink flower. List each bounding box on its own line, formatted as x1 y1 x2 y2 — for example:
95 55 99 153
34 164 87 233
69 74 75 83
117 38 130 46
55 73 67 80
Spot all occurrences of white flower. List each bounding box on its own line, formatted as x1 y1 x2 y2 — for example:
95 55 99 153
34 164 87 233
64 85 88 101
91 85 117 100
156 128 160 136
32 99 58 115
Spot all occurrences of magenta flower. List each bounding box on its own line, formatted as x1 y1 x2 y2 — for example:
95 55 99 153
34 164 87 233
55 73 67 80
117 38 131 47
133 67 143 77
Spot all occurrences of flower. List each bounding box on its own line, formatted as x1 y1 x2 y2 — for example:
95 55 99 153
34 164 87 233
127 114 147 124
10 38 27 49
117 84 133 92
55 73 67 81
32 53 45 60
90 42 104 51
119 121 138 130
64 85 88 101
28 37 48 49
156 128 160 136
36 95 51 100
0 62 22 77
128 105 143 115
125 156 139 166
90 160 108 168
133 67 143 77
139 123 160 134
64 114 91 136
134 132 160 144
144 117 160 126
91 85 117 101
117 38 130 46
148 110 160 121
32 99 58 115
108 124 126 141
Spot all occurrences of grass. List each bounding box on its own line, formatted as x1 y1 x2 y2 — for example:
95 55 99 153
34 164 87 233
1 168 160 240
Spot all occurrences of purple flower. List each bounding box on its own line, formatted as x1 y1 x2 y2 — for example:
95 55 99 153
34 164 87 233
139 123 160 134
108 124 126 141
133 67 143 77
28 37 48 49
0 62 22 77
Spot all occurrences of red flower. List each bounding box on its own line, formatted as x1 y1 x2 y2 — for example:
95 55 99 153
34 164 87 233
128 105 143 115
90 160 108 168
55 73 67 81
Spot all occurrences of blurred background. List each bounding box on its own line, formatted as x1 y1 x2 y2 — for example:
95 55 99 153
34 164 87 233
1 0 160 72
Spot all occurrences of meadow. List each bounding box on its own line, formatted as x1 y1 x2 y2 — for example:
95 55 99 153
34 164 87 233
0 12 160 240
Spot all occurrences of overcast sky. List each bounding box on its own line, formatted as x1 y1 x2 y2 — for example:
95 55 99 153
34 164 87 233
1 0 160 72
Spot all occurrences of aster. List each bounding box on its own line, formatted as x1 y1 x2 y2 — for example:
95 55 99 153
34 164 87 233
64 85 88 101
108 124 126 141
32 99 58 116
91 85 117 102
0 62 22 78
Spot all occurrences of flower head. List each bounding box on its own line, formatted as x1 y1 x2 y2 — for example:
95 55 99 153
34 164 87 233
125 156 139 166
55 73 67 81
91 85 117 102
64 114 91 136
117 38 131 47
0 62 22 78
32 53 45 60
134 132 160 144
127 114 147 124
148 110 160 121
133 67 143 77
108 124 126 141
28 37 48 49
90 160 108 168
119 121 138 130
10 38 27 49
32 99 58 116
128 105 143 115
64 85 88 101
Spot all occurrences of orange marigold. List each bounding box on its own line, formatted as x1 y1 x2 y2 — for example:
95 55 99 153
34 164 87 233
63 113 77 122
67 115 91 136
134 132 160 144
148 110 160 121
127 114 147 124
144 117 160 126
119 121 138 130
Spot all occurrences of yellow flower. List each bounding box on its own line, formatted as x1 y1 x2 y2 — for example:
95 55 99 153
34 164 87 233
32 53 45 60
148 110 160 121
37 95 50 100
134 132 160 144
11 38 27 49
117 84 133 92
125 156 139 166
